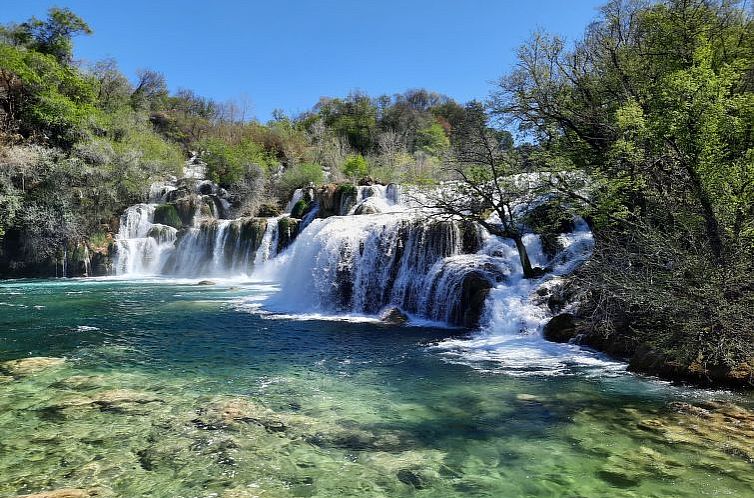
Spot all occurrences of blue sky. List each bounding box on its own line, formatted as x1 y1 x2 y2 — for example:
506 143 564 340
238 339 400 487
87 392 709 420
1 1 604 121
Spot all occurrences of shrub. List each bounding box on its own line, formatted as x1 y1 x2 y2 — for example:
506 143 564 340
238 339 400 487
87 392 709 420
342 154 368 178
153 203 182 229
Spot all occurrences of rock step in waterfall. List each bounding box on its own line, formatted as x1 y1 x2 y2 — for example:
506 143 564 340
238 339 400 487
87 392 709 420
114 173 593 331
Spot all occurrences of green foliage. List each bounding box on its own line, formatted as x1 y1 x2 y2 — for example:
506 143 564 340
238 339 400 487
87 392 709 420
2 7 92 64
416 123 450 155
317 93 377 154
200 138 273 187
342 154 368 178
153 204 182 229
290 199 310 219
492 0 754 375
280 162 324 192
0 43 97 146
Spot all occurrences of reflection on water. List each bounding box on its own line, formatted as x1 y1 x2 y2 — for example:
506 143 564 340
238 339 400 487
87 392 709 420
0 278 752 497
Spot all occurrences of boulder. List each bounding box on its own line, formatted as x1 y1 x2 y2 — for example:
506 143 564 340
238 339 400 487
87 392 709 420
458 272 494 328
353 202 381 215
542 313 577 343
0 357 65 376
380 307 408 325
197 280 216 286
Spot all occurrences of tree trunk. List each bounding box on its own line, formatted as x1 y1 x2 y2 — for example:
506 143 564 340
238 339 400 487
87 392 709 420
512 233 539 279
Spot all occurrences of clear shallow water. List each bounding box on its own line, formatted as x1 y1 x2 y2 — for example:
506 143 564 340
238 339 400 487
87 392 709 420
1 279 753 498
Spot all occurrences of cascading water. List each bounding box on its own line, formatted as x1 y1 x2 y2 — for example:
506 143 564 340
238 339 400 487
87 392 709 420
114 204 178 276
114 174 594 354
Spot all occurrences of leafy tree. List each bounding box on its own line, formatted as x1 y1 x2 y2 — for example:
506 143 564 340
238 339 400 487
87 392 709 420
492 0 754 376
416 122 450 156
0 43 96 146
200 138 272 186
280 162 324 192
1 8 92 65
342 154 368 178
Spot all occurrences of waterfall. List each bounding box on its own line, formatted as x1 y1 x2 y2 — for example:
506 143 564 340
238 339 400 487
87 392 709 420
161 218 268 277
253 216 282 267
265 212 505 325
112 177 594 338
284 189 304 213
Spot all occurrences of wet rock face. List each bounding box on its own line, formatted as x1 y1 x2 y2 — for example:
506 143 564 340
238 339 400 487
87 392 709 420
276 217 300 253
380 307 409 325
458 272 493 328
543 313 577 343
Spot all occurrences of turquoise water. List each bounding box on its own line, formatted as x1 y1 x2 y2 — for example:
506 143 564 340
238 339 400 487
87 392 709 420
1 278 753 498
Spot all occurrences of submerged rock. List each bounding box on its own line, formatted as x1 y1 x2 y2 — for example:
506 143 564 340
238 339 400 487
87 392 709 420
397 468 430 489
197 280 216 285
17 489 108 498
380 307 408 325
0 357 65 376
196 398 287 433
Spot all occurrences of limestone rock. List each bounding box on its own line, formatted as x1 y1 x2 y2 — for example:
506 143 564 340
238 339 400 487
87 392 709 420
380 307 408 325
1 357 65 376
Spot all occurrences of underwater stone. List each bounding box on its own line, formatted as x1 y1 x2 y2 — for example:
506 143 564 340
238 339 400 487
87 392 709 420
17 489 108 498
0 357 65 376
397 469 429 489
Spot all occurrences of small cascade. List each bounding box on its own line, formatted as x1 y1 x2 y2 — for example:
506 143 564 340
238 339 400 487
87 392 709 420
113 204 178 275
284 189 304 213
349 184 402 215
253 216 282 267
163 218 268 276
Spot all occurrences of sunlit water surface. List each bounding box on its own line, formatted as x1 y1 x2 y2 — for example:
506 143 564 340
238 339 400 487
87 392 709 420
1 278 752 498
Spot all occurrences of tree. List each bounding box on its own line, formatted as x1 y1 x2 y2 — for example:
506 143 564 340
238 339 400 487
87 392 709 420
421 101 545 278
342 154 368 178
2 8 92 65
490 0 754 376
130 69 168 111
90 59 132 112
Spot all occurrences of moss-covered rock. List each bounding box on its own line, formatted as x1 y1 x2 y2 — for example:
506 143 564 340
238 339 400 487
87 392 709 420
153 204 182 229
256 203 281 217
290 199 309 219
277 217 300 253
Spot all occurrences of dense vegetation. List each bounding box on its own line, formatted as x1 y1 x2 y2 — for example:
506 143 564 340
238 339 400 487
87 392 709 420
492 0 753 382
0 1 752 383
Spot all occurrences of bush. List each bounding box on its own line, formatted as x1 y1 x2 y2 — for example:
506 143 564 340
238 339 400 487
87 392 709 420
342 154 368 178
200 138 273 187
153 203 182 228
280 162 324 193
